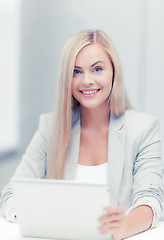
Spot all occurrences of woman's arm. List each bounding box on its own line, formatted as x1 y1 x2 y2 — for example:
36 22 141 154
98 115 164 239
99 204 153 240
0 114 50 222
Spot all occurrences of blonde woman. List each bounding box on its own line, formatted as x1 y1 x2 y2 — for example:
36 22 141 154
1 30 164 239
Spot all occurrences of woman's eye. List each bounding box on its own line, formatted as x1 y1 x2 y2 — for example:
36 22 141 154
94 67 103 72
73 69 82 75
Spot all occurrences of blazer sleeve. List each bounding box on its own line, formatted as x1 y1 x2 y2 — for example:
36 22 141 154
129 117 164 227
0 114 49 222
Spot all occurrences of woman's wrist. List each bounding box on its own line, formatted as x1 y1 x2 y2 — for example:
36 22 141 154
122 205 153 239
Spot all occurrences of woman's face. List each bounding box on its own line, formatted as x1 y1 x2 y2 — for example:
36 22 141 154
71 43 114 110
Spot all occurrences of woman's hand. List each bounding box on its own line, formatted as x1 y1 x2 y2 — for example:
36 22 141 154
98 206 128 240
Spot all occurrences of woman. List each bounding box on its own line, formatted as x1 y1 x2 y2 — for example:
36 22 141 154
1 30 164 239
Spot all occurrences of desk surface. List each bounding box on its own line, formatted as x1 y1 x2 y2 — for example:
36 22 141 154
1 216 164 240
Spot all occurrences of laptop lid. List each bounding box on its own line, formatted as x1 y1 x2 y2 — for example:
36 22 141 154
12 178 111 240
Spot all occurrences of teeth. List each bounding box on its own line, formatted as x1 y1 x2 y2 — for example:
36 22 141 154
82 90 98 95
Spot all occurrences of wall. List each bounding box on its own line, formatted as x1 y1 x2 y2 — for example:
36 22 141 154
0 0 20 155
144 0 164 156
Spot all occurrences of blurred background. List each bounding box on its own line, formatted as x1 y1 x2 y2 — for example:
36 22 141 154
0 0 164 192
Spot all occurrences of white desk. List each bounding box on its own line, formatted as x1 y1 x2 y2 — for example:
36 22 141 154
1 216 164 240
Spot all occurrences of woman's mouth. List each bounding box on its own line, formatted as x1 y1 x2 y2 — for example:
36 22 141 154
80 89 100 96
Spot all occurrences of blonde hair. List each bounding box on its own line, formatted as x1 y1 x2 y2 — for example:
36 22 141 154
47 30 132 179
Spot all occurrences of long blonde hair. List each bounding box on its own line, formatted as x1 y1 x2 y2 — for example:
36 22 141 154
47 30 132 179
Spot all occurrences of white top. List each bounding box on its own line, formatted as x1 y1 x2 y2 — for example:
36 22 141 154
75 162 108 184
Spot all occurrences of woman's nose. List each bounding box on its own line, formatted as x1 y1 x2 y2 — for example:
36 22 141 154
82 72 94 86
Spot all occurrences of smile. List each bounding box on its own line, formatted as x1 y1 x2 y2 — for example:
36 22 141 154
80 89 100 96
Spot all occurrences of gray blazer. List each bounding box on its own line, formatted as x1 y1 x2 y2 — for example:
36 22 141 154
1 109 164 226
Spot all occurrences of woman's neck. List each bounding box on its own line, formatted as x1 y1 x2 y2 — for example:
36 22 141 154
80 104 110 130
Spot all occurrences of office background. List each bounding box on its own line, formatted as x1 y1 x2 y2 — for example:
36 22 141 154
0 0 164 192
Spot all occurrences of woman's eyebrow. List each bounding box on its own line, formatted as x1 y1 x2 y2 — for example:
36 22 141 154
74 61 104 69
91 61 104 67
74 65 82 69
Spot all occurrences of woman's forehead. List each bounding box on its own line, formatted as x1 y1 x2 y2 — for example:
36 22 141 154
75 43 110 66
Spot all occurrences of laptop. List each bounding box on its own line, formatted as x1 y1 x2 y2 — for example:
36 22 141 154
11 178 112 240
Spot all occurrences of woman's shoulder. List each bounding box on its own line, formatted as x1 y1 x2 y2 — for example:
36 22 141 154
123 109 159 134
39 112 54 124
123 109 160 144
38 112 55 140
124 109 158 124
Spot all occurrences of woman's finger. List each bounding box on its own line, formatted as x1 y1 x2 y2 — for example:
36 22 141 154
99 221 123 231
104 206 124 215
98 212 124 224
99 223 125 235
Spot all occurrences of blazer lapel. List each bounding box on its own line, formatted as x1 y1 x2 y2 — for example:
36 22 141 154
107 113 125 205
